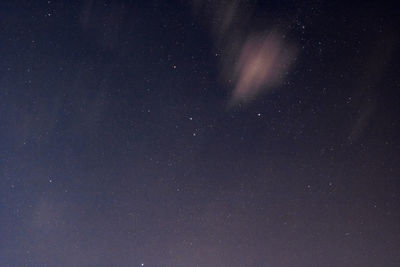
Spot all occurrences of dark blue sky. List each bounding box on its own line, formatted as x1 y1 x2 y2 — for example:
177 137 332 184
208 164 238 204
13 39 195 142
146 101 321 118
1 1 399 266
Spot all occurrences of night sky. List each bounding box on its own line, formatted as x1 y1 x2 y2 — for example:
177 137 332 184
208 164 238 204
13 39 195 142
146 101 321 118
1 1 400 266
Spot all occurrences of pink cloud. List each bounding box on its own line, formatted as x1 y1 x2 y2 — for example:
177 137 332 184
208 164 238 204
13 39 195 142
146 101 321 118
230 32 296 105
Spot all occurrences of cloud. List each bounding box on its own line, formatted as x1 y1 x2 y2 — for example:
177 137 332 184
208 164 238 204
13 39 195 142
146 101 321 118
230 32 296 105
190 0 297 106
